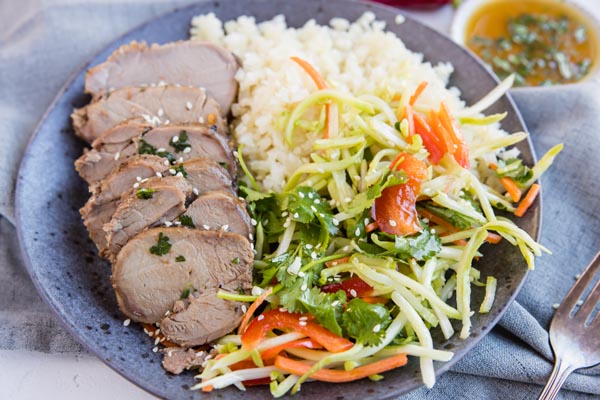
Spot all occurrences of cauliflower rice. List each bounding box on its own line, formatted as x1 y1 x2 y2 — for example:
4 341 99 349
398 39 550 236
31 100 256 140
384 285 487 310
190 12 508 191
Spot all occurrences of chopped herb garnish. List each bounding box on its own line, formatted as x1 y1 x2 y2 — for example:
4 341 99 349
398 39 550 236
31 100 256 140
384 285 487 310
136 188 156 200
180 283 192 299
231 257 240 264
175 255 186 262
178 215 195 228
218 161 228 169
173 164 188 178
169 130 191 153
149 232 172 256
138 139 176 164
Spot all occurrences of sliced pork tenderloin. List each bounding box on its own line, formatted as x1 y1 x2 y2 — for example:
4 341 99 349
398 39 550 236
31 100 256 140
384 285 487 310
183 158 235 196
80 200 118 253
102 176 192 261
75 123 235 185
72 85 225 143
160 288 244 347
85 41 239 115
112 228 253 324
162 347 215 375
183 191 252 240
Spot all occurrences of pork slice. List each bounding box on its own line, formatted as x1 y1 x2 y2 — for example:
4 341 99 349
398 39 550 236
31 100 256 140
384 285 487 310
85 41 239 115
183 191 252 240
80 200 118 253
162 347 213 375
102 176 192 261
112 228 253 323
72 85 226 143
75 121 151 185
140 124 236 177
160 288 243 347
90 154 166 203
183 158 234 195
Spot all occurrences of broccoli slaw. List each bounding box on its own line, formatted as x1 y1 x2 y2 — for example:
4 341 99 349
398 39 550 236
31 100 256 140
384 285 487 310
193 60 561 395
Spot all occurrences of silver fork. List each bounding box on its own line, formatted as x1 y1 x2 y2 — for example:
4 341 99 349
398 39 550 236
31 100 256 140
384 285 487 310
538 251 600 400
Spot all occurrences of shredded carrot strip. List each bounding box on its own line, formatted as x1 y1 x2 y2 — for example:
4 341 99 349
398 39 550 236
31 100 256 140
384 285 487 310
454 239 468 246
489 163 522 202
486 232 502 244
260 338 321 360
290 56 331 138
360 296 388 304
202 385 214 392
238 287 273 335
274 353 408 383
409 81 428 105
418 209 457 232
428 110 455 154
514 183 540 217
365 221 379 233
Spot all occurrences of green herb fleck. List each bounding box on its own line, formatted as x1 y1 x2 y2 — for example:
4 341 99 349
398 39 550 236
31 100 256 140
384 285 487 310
149 232 172 256
169 130 191 153
175 255 186 262
136 188 156 200
178 215 195 228
232 257 240 264
173 164 188 178
180 283 192 299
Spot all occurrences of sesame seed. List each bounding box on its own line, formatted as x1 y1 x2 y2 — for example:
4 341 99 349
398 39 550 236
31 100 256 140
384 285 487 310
350 289 358 297
152 346 158 353
389 219 397 227
157 108 164 117
203 224 210 230
176 172 183 177
577 300 583 306
136 176 142 182
186 101 193 110
123 319 131 327
241 305 248 313
113 152 120 161
154 337 160 345
174 221 181 226
301 283 307 291
283 220 290 228
311 251 317 259
192 188 199 196
155 329 160 336
373 324 381 333
332 300 340 307
308 192 314 199
233 151 239 157
281 211 289 217
332 218 339 226
298 271 306 277
344 197 351 203
299 192 305 198
364 218 370 225
306 244 313 249
552 303 560 309
299 321 307 326
158 80 166 86
141 178 149 183
160 337 166 342
178 157 184 163
198 116 205 123
310 205 318 212
575 274 581 279
164 221 172 227
183 147 191 153
431 229 436 234
355 227 361 237
172 136 179 143
279 308 288 313
314 199 320 204
251 218 257 226
163 160 170 166
293 212 300 219
157 147 166 152
257 315 265 321
221 224 229 231
299 316 308 321
133 182 140 188
249 233 254 241
169 168 176 175
164 120 170 125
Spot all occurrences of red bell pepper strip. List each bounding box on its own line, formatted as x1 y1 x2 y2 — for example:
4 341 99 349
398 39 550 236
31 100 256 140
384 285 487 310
241 309 354 353
320 275 373 298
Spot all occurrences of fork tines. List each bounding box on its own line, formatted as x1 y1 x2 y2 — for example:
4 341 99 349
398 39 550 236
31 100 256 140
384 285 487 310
556 252 600 327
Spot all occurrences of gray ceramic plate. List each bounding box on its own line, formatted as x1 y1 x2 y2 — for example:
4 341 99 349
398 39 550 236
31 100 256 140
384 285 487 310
15 0 540 399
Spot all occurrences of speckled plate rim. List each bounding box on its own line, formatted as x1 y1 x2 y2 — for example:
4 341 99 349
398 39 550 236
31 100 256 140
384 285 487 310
15 1 541 399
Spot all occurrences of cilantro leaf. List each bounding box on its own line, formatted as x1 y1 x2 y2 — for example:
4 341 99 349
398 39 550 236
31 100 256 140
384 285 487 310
423 203 477 230
495 158 533 186
287 187 339 248
375 225 441 261
149 232 172 256
139 139 176 164
345 171 407 216
299 287 346 336
342 298 391 346
178 215 195 228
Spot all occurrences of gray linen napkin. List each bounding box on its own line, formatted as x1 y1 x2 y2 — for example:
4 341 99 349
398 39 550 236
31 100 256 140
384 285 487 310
1 1 599 399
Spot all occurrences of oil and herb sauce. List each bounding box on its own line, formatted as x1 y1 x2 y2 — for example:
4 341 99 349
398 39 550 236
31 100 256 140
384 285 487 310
465 0 598 86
